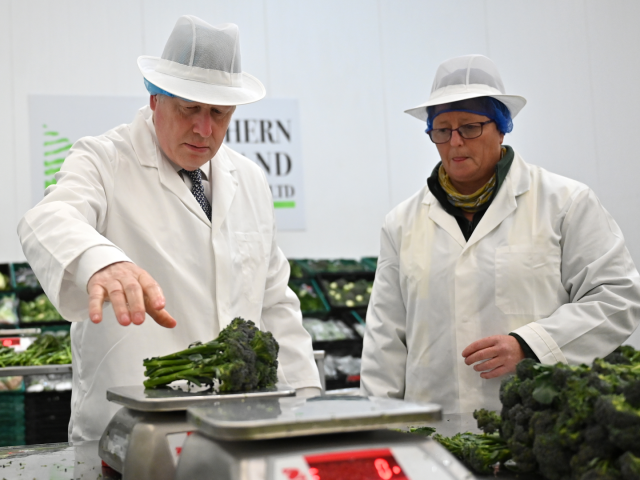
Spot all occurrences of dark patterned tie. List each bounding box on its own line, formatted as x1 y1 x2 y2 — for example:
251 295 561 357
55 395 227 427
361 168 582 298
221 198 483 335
180 169 212 220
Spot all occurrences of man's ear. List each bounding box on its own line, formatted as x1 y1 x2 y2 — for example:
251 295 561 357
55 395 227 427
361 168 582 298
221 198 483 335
150 94 158 111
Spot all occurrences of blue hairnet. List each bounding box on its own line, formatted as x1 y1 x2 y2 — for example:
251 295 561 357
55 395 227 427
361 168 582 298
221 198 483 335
143 78 192 102
426 96 513 134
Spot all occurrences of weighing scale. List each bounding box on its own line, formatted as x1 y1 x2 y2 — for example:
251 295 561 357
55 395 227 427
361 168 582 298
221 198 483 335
175 396 475 480
98 383 297 480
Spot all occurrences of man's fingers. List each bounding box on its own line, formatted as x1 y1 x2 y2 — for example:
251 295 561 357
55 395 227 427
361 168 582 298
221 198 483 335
139 272 166 311
123 279 146 325
147 306 177 329
88 285 108 324
107 283 131 326
461 336 498 358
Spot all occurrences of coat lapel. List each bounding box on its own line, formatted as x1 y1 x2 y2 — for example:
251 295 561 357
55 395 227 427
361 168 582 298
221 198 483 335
211 145 238 330
210 145 238 236
129 106 211 226
424 192 467 248
463 154 531 251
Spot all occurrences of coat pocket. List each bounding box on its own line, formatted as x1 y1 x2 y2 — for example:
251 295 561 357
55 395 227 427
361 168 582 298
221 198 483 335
495 244 563 316
231 232 270 304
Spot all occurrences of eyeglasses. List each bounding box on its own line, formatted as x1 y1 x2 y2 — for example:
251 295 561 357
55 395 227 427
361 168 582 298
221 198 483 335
426 120 494 144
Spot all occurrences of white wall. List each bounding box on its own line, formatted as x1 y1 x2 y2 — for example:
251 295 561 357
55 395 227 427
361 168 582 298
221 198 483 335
2 1 640 344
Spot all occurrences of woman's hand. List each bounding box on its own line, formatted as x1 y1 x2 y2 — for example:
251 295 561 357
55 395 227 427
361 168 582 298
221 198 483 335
461 335 524 379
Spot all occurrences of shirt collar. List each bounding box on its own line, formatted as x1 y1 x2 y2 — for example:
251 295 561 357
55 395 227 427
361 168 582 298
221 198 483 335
145 113 211 180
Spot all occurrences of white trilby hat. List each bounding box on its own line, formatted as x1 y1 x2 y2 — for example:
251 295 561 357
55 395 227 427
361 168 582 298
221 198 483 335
404 54 526 122
138 15 265 106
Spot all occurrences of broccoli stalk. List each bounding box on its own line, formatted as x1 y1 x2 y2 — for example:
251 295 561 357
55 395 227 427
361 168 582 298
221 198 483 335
433 432 510 475
142 318 279 392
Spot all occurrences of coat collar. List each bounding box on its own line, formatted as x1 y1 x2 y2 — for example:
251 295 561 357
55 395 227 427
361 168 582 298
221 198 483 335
422 152 531 250
129 106 238 233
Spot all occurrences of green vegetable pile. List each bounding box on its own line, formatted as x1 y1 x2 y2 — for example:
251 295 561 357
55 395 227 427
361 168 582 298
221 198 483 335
19 294 63 322
289 260 305 280
415 346 640 479
0 272 10 291
289 282 326 313
0 333 71 367
321 278 373 308
143 317 279 392
301 259 369 274
0 294 18 325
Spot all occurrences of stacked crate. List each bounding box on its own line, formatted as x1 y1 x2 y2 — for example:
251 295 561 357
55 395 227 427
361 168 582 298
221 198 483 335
288 258 377 390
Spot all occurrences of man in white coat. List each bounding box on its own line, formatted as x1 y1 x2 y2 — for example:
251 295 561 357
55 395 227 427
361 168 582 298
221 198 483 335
360 55 640 414
18 16 321 442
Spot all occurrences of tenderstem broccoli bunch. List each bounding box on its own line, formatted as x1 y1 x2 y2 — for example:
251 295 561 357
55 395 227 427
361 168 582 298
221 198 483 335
143 317 279 392
497 346 640 480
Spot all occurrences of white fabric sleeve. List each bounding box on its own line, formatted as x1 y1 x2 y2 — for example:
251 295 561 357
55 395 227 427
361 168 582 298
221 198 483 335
67 245 133 293
296 387 322 398
360 217 407 399
512 189 640 365
18 136 126 322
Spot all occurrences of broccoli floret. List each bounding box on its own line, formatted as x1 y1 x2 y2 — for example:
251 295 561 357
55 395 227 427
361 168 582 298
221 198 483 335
500 376 521 408
473 408 501 434
533 432 573 480
622 380 640 409
507 438 537 473
580 459 621 480
516 358 539 380
618 452 640 480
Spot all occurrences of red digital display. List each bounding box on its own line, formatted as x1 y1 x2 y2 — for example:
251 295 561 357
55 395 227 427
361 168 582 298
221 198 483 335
305 448 408 480
1 338 19 347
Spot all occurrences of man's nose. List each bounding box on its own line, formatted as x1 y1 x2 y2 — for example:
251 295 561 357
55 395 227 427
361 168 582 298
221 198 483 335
193 112 213 138
450 130 464 146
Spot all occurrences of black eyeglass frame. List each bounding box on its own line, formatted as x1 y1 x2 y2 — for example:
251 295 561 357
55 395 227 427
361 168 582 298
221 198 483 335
426 120 494 144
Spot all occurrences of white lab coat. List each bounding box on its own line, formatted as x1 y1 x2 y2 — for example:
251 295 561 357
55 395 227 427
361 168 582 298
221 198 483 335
360 152 640 414
18 106 321 442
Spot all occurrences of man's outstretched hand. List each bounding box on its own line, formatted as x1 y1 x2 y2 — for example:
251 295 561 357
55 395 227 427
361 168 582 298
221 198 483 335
87 262 177 328
461 335 524 379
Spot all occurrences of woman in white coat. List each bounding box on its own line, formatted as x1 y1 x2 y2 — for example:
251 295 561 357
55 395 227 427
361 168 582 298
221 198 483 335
360 55 640 414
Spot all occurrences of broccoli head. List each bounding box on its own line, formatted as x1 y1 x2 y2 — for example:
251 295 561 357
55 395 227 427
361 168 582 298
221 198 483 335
473 408 501 434
618 451 640 480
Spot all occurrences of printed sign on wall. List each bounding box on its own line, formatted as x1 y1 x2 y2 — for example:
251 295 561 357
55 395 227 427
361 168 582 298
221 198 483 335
28 95 306 231
225 99 306 230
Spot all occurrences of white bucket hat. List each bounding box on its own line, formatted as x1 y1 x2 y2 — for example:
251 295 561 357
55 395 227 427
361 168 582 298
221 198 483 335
138 15 265 106
404 54 526 122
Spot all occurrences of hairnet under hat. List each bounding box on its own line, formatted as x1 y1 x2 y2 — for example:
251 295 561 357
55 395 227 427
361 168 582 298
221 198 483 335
404 55 526 121
138 15 265 106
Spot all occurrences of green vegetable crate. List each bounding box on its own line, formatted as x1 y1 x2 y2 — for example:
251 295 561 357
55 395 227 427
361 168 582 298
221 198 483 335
10 263 40 291
295 259 374 275
288 279 331 316
318 273 375 310
288 260 307 280
0 388 26 447
360 257 378 272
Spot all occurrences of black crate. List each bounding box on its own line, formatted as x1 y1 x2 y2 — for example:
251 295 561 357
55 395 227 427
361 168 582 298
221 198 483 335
17 289 67 327
24 390 71 445
317 273 375 312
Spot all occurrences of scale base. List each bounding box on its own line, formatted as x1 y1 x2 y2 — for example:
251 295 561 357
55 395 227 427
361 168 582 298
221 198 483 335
98 407 192 480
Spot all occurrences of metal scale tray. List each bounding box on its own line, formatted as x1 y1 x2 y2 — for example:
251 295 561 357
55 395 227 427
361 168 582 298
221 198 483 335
106 383 297 412
187 395 442 440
